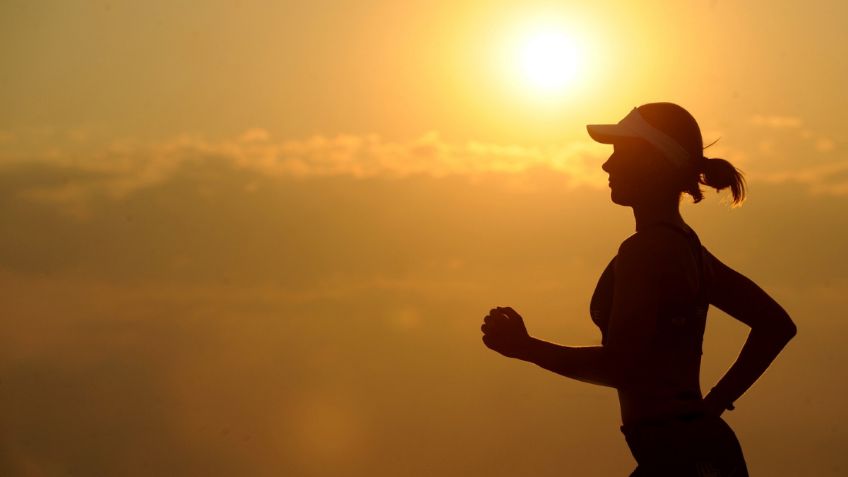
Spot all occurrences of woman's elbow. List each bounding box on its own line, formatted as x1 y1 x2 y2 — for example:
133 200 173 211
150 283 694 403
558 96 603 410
768 311 797 342
782 316 797 340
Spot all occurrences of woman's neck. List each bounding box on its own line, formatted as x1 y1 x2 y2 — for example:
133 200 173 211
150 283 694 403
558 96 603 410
632 200 685 233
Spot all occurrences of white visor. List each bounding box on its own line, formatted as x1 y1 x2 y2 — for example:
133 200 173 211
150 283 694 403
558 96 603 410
587 108 693 168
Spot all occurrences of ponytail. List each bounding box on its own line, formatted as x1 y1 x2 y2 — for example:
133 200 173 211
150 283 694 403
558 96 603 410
700 157 746 206
628 104 748 206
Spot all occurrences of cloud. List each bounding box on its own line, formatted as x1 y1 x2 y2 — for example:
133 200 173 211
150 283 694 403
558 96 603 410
0 130 608 211
746 113 837 156
245 131 607 182
2 123 846 225
815 137 836 153
749 114 803 129
757 160 848 196
710 114 844 191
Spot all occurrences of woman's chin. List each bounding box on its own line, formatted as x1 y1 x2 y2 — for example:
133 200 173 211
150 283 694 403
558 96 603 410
610 190 632 206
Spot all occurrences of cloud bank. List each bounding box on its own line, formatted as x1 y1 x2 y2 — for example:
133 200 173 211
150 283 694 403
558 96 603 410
1 130 610 216
1 119 844 223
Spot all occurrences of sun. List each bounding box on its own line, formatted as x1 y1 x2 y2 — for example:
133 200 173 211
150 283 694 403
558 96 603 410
492 17 590 103
516 27 582 96
483 11 603 109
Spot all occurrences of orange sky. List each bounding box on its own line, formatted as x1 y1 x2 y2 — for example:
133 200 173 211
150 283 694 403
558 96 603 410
1 1 846 476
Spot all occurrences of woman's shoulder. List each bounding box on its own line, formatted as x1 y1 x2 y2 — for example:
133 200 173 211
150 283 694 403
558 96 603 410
618 226 694 270
619 224 695 260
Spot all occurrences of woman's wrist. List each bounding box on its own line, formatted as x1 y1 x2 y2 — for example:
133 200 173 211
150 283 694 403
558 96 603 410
513 335 541 362
705 387 736 411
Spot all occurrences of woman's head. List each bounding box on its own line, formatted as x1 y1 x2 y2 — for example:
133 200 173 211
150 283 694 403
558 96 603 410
589 102 746 207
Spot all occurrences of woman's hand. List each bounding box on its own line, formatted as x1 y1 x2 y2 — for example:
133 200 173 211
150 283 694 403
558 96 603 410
702 391 728 418
481 306 533 360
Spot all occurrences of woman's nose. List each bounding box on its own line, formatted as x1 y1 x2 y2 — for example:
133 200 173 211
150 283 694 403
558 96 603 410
601 157 612 173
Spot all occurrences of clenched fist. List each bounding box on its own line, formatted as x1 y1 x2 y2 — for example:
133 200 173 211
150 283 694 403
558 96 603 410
481 306 533 359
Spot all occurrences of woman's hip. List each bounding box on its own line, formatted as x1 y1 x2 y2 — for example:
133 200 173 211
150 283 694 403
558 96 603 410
620 412 748 476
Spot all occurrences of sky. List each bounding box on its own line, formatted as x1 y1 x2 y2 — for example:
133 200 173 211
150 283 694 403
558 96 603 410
1 1 847 475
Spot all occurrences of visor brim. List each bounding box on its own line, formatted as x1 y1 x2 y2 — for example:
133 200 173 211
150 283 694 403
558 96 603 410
586 124 637 144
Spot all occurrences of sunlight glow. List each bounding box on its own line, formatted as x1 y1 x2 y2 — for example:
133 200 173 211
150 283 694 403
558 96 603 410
517 28 582 94
492 15 595 107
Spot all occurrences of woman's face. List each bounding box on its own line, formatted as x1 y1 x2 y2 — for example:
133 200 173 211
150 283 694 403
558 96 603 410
601 138 674 206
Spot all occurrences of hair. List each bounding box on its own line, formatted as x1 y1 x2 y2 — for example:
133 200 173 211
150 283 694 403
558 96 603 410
637 102 747 206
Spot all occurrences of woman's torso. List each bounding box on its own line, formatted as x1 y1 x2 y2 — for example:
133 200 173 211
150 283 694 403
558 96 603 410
590 221 711 426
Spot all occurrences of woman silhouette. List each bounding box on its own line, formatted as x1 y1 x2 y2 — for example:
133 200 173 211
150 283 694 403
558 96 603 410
480 102 797 476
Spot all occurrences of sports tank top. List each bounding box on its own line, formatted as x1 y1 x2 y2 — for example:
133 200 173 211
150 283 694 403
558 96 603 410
589 222 710 405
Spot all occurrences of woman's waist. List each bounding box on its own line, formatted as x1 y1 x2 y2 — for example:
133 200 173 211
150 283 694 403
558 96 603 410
617 388 707 429
619 409 711 437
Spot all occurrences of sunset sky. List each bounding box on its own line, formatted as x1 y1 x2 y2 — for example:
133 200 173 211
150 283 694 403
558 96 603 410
1 1 847 476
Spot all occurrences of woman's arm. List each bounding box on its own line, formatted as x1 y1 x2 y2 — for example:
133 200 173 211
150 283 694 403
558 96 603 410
518 337 617 387
481 231 677 389
702 250 797 412
481 307 617 387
